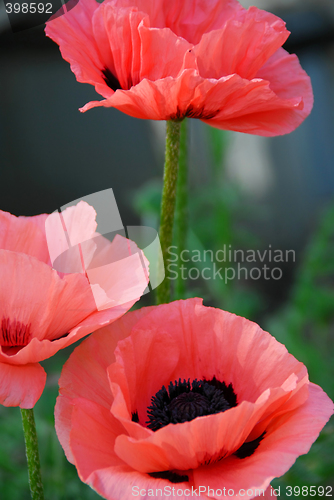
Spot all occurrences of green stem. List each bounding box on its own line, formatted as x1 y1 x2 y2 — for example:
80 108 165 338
156 119 182 305
20 408 45 500
175 119 188 300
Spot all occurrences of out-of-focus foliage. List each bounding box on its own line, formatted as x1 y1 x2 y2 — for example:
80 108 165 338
267 202 334 396
268 203 334 497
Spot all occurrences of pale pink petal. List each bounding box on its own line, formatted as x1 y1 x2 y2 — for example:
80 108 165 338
264 487 274 498
161 0 246 44
45 201 98 273
46 1 150 97
63 300 143 342
28 213 49 236
0 211 49 263
0 336 77 366
69 399 126 479
60 309 153 407
181 71 305 132
256 47 313 114
88 466 200 500
59 200 97 246
45 0 113 98
139 25 192 81
87 469 271 500
99 4 148 89
0 251 95 346
91 4 115 77
0 362 46 408
42 273 97 340
108 379 152 441
108 325 179 427
86 234 149 310
112 0 245 44
55 393 76 463
204 47 313 136
198 47 313 135
0 301 146 367
55 306 155 460
194 8 288 80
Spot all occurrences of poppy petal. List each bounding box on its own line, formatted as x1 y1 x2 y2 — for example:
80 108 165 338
0 211 49 263
55 306 155 461
198 75 307 136
111 0 245 45
44 201 98 274
0 362 46 408
86 234 149 310
98 4 148 90
139 25 192 81
256 47 314 114
88 466 196 500
70 399 126 479
0 251 95 348
193 384 333 500
45 0 113 98
194 7 288 81
108 324 179 427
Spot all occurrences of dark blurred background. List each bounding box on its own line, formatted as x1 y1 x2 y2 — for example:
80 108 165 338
0 0 334 234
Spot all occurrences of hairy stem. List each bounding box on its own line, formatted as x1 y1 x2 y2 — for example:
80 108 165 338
175 119 188 299
157 119 182 304
21 408 45 500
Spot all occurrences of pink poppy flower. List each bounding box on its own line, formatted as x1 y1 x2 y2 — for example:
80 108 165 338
45 0 313 136
55 298 333 500
0 202 148 409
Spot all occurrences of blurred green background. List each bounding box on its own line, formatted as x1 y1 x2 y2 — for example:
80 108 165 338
0 0 334 498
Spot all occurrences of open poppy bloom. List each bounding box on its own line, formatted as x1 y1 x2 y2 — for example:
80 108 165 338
55 298 333 500
45 0 313 136
0 202 148 408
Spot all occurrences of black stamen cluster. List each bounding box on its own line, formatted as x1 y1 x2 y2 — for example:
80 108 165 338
147 377 236 431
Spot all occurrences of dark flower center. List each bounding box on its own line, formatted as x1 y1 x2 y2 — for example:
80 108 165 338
146 377 237 431
134 376 264 482
102 68 123 92
170 104 220 121
0 317 31 347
